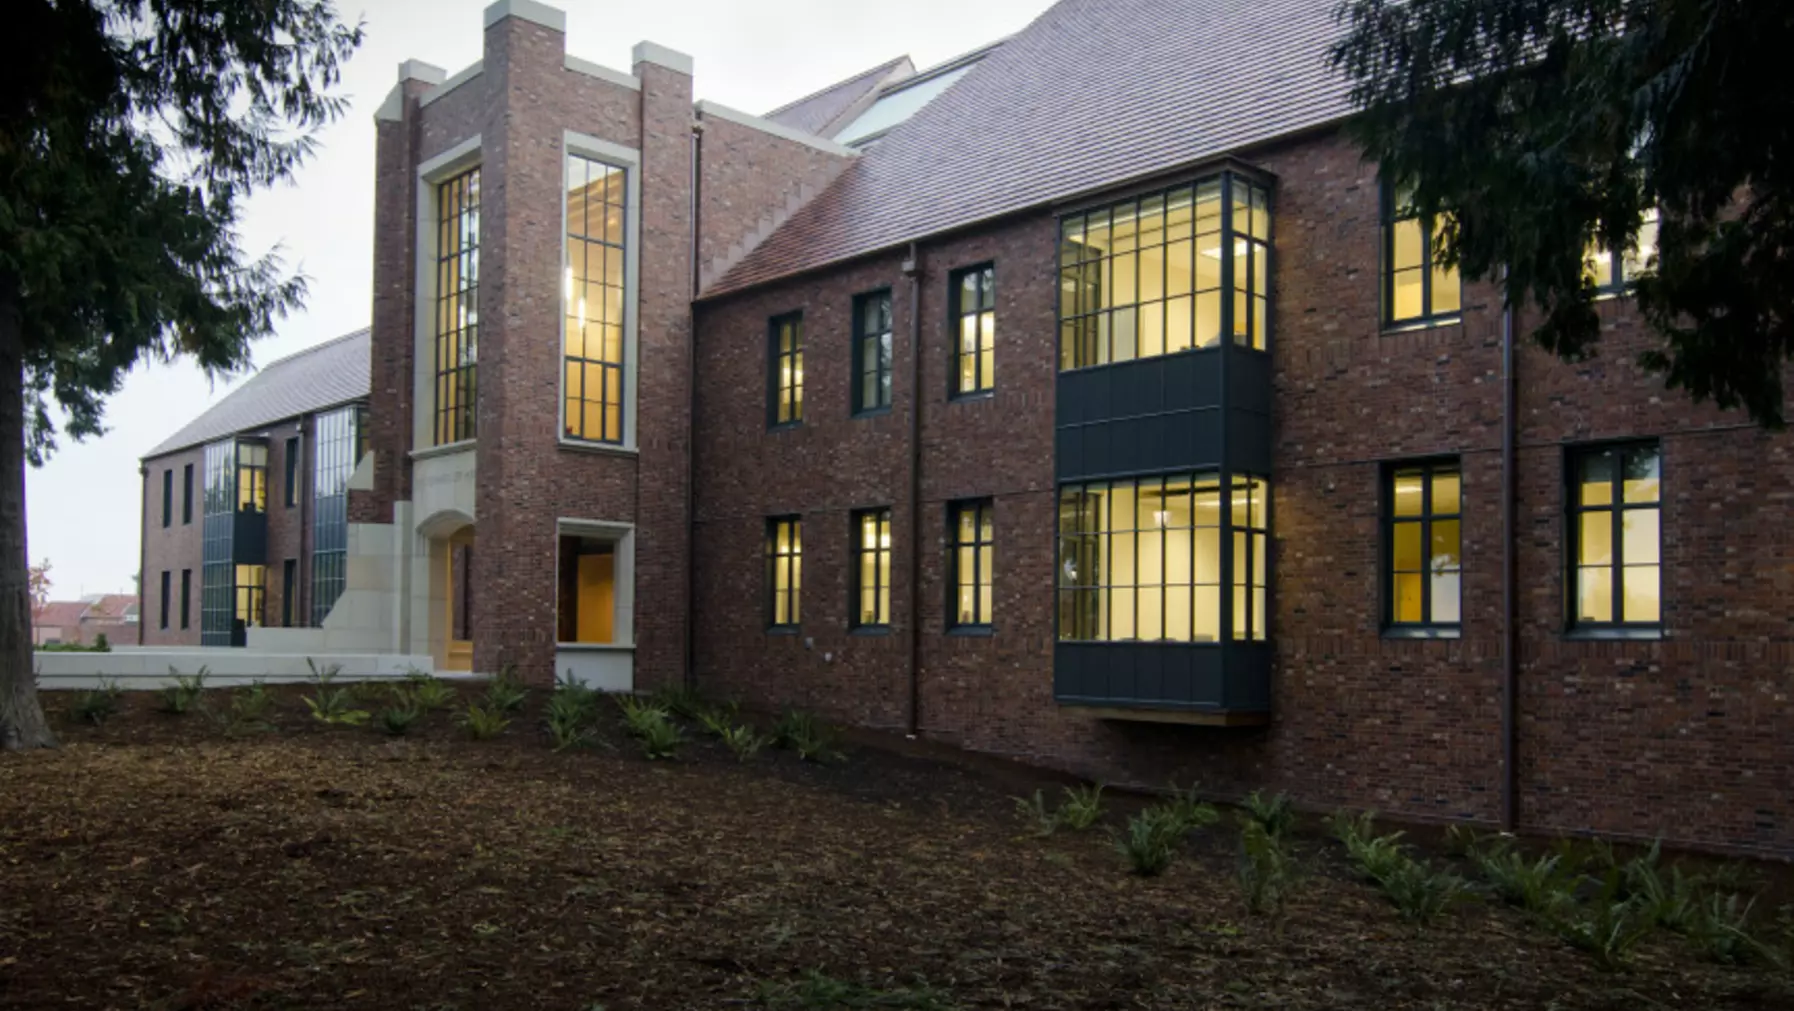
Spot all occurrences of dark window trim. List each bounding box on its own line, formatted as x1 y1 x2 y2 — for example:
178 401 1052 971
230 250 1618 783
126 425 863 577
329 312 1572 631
1380 457 1463 636
767 311 804 429
850 287 894 417
766 515 802 631
161 470 172 528
947 498 995 630
948 263 996 398
159 570 170 630
1380 177 1463 331
284 436 300 508
181 464 194 524
433 165 480 446
1589 209 1659 298
849 506 893 629
179 569 191 630
562 152 629 446
1565 439 1663 634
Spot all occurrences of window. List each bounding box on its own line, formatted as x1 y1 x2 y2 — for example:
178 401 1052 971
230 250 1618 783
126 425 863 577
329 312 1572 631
949 499 994 628
769 312 803 427
852 508 892 628
434 166 480 445
1058 473 1269 642
1586 208 1660 294
1570 443 1661 629
1383 178 1461 327
181 463 193 524
852 290 893 414
1059 172 1270 369
951 265 995 394
1385 461 1461 631
235 563 265 630
281 559 297 627
284 437 300 508
199 440 236 646
311 406 358 625
767 517 802 628
179 569 191 629
557 533 617 643
236 443 267 513
564 153 627 443
161 470 172 528
159 570 170 629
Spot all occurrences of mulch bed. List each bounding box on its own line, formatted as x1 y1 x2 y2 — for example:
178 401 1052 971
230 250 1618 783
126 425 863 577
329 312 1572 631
1 682 1788 1010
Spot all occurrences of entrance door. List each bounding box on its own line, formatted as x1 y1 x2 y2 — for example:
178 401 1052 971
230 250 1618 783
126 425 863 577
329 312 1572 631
443 529 474 671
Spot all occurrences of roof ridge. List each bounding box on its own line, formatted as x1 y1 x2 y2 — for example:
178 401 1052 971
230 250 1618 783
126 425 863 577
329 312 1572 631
763 55 913 119
253 326 372 372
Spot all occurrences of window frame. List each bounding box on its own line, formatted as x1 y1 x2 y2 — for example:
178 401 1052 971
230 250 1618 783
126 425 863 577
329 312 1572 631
949 263 996 397
850 507 893 631
179 569 191 630
1565 441 1663 636
159 570 171 630
947 498 995 631
181 463 193 524
1380 178 1463 330
766 516 802 632
1380 458 1464 638
1587 208 1660 297
851 288 894 416
767 311 805 429
284 437 300 508
432 164 481 446
561 149 633 447
161 469 172 528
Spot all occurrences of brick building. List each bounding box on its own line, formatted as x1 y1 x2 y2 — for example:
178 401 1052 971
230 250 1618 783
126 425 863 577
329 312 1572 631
140 0 1793 856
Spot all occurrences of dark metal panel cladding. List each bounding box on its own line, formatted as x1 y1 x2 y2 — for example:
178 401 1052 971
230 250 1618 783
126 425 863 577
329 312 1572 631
1054 642 1265 712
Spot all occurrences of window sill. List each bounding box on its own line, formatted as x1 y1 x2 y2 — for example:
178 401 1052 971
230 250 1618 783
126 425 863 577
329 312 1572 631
1381 315 1463 336
768 421 803 433
852 407 893 420
947 625 993 637
558 438 638 458
849 625 892 637
555 641 635 652
1382 625 1462 641
1564 626 1663 642
766 625 800 636
411 439 476 461
949 389 995 403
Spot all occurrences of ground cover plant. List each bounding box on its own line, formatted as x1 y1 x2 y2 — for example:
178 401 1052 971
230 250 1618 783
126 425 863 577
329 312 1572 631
2 681 1791 1010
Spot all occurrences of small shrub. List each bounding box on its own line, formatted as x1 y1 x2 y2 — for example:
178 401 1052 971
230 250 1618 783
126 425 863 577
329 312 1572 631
1013 790 1058 837
1238 817 1296 917
1328 810 1408 884
93 632 110 651
636 712 684 760
695 701 740 738
73 678 124 724
1629 859 1702 933
1057 783 1105 830
303 664 369 726
1116 809 1182 876
771 709 842 763
156 666 208 715
224 680 275 733
1554 869 1654 970
406 672 458 711
544 688 595 751
1444 824 1487 858
1241 790 1295 839
1472 846 1576 917
380 705 421 737
1162 782 1220 833
1378 855 1472 925
652 684 707 720
617 694 671 735
721 723 768 761
1689 893 1759 965
484 665 529 713
459 703 510 740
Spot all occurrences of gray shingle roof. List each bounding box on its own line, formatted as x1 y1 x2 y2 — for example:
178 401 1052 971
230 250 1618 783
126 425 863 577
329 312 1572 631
763 56 916 137
142 328 371 459
708 0 1352 297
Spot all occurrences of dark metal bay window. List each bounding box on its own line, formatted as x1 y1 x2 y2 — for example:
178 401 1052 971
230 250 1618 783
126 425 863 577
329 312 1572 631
852 508 892 628
1385 460 1461 633
434 166 480 445
769 312 804 427
1570 443 1661 629
767 517 802 629
951 265 995 395
1059 172 1270 369
1383 178 1461 327
949 499 994 628
564 153 627 443
311 405 359 626
199 441 237 646
853 290 892 414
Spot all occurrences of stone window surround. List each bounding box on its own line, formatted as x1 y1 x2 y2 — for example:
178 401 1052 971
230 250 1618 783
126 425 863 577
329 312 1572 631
558 131 642 455
412 135 484 457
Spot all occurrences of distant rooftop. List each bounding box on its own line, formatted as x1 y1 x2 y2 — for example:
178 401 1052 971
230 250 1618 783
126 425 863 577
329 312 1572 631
143 328 371 459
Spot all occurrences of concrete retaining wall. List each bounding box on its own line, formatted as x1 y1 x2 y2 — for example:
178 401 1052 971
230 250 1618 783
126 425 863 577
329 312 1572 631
35 648 438 691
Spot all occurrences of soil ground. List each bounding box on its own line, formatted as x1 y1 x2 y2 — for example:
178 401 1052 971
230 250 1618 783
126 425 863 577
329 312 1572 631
2 682 1790 1010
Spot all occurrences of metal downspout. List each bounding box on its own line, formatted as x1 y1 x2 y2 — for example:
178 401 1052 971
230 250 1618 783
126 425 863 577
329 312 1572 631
904 242 923 737
684 120 703 691
1500 280 1519 832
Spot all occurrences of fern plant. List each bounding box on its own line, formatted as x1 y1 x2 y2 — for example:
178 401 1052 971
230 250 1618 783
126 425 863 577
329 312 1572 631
1238 817 1296 917
223 680 275 734
380 704 421 737
1327 810 1407 884
459 703 510 740
544 689 595 751
771 709 842 763
73 678 124 725
156 665 208 715
484 665 529 713
1472 846 1576 917
1378 856 1472 925
303 664 369 726
1116 809 1182 876
1013 790 1058 837
1688 893 1759 965
407 674 457 711
1056 784 1105 830
1162 782 1220 833
1554 869 1655 970
1241 790 1295 839
720 723 768 761
636 712 684 760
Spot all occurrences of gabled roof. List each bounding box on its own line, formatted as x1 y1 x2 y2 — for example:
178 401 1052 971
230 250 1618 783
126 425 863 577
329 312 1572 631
33 601 88 630
143 328 371 459
763 56 916 138
707 0 1352 298
81 594 139 620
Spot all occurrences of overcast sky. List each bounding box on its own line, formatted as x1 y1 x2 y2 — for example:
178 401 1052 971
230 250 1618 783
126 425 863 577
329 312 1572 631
28 0 1057 600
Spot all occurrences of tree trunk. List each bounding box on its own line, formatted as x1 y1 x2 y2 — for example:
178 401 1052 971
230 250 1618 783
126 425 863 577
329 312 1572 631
0 283 56 749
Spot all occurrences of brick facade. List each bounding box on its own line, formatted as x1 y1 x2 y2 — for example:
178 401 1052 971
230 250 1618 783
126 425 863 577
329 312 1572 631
140 446 203 645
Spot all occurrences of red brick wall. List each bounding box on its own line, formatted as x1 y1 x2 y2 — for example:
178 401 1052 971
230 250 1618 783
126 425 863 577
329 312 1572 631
691 127 1794 856
695 113 851 287
263 416 312 628
139 446 204 645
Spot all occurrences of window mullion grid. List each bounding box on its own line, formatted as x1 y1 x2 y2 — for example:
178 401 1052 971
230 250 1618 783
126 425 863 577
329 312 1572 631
1612 467 1627 626
1419 466 1434 626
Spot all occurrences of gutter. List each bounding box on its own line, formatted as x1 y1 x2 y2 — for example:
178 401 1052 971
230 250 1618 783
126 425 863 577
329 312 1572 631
1500 277 1519 832
684 118 703 691
137 464 148 645
903 241 922 737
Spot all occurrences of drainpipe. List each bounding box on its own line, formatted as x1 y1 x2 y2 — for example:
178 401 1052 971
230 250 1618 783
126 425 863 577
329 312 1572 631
903 241 923 737
137 464 148 645
1500 275 1519 832
684 120 703 691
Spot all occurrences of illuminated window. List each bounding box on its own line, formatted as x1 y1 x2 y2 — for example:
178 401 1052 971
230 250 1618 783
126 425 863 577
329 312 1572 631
852 508 892 628
235 443 267 513
767 517 802 628
769 312 803 427
853 290 892 414
949 499 994 628
1059 172 1270 369
1383 179 1461 327
951 265 995 394
1570 443 1661 628
1585 208 1660 294
1385 461 1461 630
564 153 627 443
434 167 480 445
1058 473 1269 642
235 563 266 629
556 534 617 644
